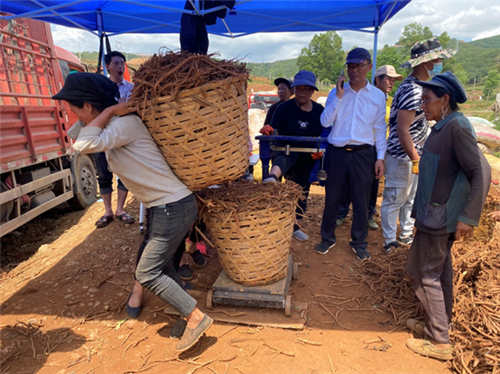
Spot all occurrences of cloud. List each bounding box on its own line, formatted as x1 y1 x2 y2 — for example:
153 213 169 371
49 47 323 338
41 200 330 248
50 0 500 62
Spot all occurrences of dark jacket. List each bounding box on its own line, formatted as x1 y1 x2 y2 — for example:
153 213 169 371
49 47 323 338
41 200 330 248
413 112 491 234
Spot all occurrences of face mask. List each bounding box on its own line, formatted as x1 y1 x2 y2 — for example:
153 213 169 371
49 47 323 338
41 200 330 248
427 62 443 78
433 62 443 74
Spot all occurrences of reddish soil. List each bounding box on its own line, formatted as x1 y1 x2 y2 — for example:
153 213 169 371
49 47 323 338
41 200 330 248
247 80 330 101
0 184 450 374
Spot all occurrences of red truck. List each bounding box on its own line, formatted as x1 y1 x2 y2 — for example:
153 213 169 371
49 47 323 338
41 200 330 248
0 16 97 237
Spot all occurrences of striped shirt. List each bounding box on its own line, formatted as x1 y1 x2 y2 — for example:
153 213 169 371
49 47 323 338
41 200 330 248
386 76 429 160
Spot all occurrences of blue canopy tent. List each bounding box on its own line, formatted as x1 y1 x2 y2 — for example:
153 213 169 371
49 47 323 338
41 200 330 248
0 0 411 78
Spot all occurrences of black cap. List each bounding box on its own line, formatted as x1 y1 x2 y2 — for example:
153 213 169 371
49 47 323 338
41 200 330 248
345 48 371 64
53 72 119 107
415 71 467 104
274 77 293 89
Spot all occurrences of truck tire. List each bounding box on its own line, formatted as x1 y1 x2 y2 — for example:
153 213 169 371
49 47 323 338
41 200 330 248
69 154 97 210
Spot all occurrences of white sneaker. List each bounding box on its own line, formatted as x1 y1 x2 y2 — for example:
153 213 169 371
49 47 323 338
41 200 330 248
293 229 309 241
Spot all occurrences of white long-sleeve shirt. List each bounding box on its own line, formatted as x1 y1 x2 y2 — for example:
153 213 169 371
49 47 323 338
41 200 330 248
320 80 387 160
73 114 192 208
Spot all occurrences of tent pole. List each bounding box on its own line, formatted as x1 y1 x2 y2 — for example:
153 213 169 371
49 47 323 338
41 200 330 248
371 4 380 85
371 28 378 85
97 10 108 76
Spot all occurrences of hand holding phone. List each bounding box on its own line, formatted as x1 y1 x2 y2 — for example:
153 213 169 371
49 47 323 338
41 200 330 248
336 70 346 99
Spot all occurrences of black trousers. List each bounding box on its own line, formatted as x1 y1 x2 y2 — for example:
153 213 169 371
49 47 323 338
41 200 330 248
273 152 315 228
320 144 376 250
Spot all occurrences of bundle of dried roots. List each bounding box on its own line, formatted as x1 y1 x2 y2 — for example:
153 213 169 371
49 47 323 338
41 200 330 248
130 49 248 102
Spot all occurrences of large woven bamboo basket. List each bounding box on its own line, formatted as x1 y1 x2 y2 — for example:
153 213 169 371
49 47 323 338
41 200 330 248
205 206 295 286
138 76 249 191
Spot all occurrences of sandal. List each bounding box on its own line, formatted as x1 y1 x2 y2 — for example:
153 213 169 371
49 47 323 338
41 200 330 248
95 215 113 228
115 213 135 224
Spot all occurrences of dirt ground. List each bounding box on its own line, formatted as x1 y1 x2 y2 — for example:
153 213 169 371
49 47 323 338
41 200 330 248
1 182 453 374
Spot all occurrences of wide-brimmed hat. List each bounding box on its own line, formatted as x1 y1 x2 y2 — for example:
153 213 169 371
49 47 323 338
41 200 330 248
401 37 456 69
415 71 467 104
290 70 318 91
274 77 293 89
53 72 119 106
374 65 403 80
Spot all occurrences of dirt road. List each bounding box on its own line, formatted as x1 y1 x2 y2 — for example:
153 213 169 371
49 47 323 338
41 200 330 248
1 184 450 374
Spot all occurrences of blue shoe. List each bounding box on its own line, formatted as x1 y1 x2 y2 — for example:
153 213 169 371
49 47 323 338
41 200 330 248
126 292 142 319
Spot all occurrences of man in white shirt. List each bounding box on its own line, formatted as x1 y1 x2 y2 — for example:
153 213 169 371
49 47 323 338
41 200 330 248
315 48 387 261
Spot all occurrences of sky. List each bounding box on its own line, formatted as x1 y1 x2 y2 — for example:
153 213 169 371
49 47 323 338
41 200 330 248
51 0 500 63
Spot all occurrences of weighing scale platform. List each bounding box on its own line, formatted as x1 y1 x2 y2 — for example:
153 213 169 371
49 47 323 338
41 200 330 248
207 255 299 316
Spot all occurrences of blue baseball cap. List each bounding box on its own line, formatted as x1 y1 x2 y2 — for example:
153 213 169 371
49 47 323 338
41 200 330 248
345 48 371 64
290 70 318 91
415 71 467 104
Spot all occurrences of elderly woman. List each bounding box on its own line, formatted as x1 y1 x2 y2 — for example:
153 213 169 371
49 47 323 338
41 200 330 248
404 72 491 360
53 73 212 352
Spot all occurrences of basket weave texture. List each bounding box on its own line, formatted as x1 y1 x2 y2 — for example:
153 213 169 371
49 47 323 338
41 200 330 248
205 205 295 286
138 76 249 191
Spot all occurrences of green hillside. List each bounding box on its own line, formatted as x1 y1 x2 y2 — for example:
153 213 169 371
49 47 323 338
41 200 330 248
247 35 500 83
247 59 299 80
468 34 500 49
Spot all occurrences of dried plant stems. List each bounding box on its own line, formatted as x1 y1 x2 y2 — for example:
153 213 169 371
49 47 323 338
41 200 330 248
131 49 248 102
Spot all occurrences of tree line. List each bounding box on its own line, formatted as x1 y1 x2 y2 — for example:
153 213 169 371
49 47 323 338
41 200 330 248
249 23 500 96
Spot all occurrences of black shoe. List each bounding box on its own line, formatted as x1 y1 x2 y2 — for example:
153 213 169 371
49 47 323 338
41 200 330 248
383 241 399 253
126 292 142 319
170 319 187 340
351 247 371 261
315 241 335 255
178 264 193 281
191 250 206 268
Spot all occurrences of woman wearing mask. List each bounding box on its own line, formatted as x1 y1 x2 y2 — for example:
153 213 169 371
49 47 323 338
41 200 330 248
381 37 456 253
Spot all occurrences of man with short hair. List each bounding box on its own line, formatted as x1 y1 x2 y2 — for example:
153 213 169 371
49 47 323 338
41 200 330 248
316 48 387 261
105 51 134 103
92 51 135 227
336 65 403 231
381 38 456 252
259 71 324 241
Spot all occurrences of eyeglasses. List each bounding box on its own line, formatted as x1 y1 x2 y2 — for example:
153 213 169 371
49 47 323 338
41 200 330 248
346 63 370 71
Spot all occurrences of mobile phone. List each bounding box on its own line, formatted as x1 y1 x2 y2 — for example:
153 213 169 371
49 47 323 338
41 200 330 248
340 69 344 89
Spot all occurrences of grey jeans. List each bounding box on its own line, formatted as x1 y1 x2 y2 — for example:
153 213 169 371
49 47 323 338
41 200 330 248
405 230 454 344
381 153 417 243
135 194 198 317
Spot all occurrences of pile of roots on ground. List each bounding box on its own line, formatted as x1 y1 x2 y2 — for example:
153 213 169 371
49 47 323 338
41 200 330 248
197 181 305 286
130 49 248 102
340 187 500 373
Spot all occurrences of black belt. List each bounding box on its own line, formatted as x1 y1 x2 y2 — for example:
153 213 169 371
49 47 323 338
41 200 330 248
341 144 372 152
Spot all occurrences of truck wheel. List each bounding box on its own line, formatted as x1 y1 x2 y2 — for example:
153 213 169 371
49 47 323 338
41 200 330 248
69 154 97 210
